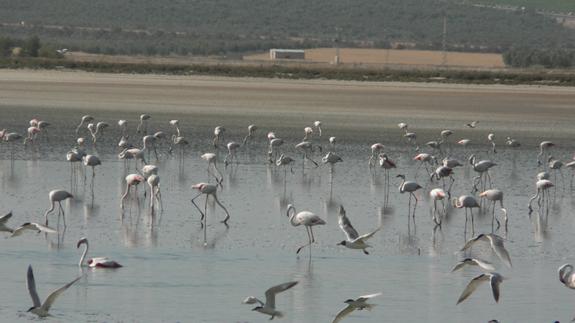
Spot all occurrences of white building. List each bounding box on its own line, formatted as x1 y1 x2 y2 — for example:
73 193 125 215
270 49 305 60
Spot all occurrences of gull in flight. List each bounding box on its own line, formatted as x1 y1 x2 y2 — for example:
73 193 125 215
0 211 14 233
333 292 382 323
461 234 512 268
243 281 298 320
451 258 496 272
457 272 505 304
337 205 380 255
11 222 57 237
465 120 479 128
26 265 83 317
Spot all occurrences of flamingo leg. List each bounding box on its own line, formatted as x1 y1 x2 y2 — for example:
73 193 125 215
213 194 230 225
296 226 312 254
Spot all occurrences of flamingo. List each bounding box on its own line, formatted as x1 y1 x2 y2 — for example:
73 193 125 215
213 126 225 148
169 119 181 137
201 153 223 184
566 160 575 188
66 148 84 191
243 124 257 145
36 120 50 141
44 190 73 226
329 136 336 152
295 141 318 167
558 264 575 320
429 188 446 225
469 154 497 192
143 135 159 161
137 114 151 134
276 154 295 176
548 156 564 191
171 135 188 166
147 174 162 211
527 179 554 214
443 157 463 169
77 237 122 268
313 120 322 137
397 174 422 224
24 126 40 146
1 131 23 162
379 153 396 206
452 195 480 235
430 165 455 198
303 126 313 141
369 143 384 168
224 141 241 166
537 141 554 167
286 204 326 254
414 153 435 174
487 133 496 153
118 119 128 137
87 121 109 144
119 147 147 169
191 182 231 244
480 189 507 231
83 154 101 201
75 115 94 134
120 174 145 210
398 122 408 133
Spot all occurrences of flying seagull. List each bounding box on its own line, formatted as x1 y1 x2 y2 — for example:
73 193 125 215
337 206 380 255
11 222 57 237
0 211 14 233
243 281 298 320
461 234 512 268
457 272 505 304
26 265 83 317
451 258 496 272
333 292 382 323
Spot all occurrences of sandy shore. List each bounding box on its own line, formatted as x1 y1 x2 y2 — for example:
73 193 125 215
1 69 574 140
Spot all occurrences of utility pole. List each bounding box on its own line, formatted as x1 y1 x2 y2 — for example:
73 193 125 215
441 15 448 67
334 27 342 65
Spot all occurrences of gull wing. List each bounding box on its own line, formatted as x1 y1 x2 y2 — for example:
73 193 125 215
26 265 41 308
451 261 467 272
40 275 83 313
490 274 504 303
487 234 512 268
355 292 382 303
31 223 58 234
473 258 496 271
264 281 298 309
0 211 12 224
338 206 359 241
460 235 482 251
332 305 354 323
355 226 380 242
457 274 490 304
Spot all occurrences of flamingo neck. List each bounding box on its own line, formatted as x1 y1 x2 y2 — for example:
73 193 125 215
79 242 89 267
287 206 298 226
398 178 406 193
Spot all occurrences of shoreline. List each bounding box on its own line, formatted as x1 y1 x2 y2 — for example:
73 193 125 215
2 68 575 145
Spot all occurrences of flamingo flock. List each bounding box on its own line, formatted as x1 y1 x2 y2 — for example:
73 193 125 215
2 113 575 322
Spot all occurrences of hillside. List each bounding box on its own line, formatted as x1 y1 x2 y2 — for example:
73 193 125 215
0 0 573 56
468 0 575 12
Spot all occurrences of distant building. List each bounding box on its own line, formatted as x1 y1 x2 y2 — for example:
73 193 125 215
270 49 305 60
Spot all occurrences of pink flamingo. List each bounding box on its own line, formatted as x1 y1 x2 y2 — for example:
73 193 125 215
369 143 384 168
44 189 73 226
286 204 326 254
77 237 122 268
429 188 446 225
191 182 231 244
121 174 145 210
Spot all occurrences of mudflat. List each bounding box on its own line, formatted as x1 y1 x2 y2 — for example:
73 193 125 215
1 69 574 141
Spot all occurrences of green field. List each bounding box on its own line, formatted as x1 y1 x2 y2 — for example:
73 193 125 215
472 0 575 12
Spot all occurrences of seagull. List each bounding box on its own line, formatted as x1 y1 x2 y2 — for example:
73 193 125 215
461 234 512 268
26 265 82 317
243 281 298 320
337 206 380 255
451 258 496 272
11 222 57 237
457 272 505 304
333 292 382 323
0 211 14 233
465 121 479 128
